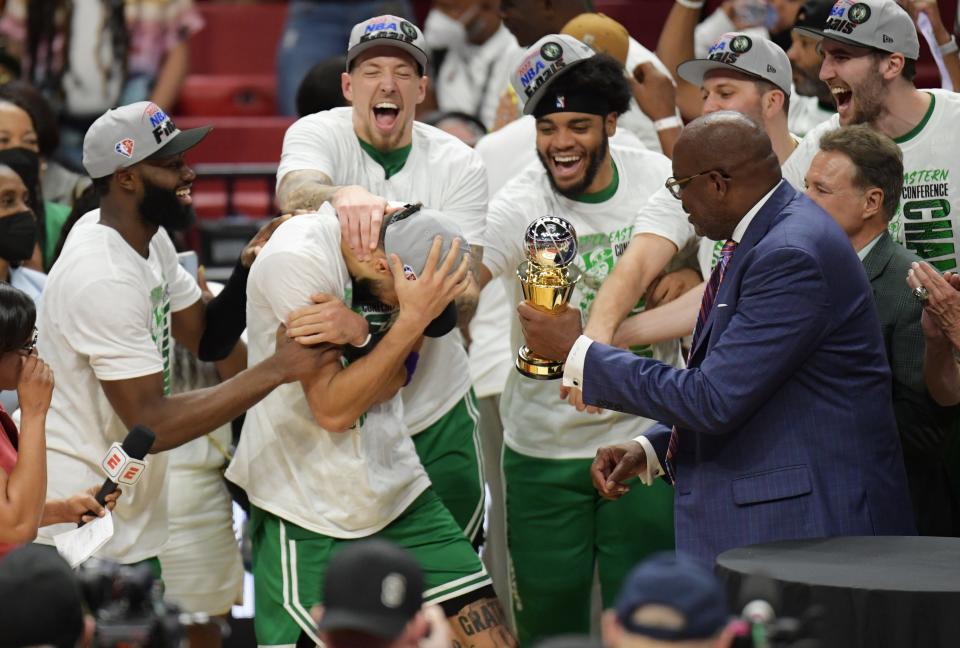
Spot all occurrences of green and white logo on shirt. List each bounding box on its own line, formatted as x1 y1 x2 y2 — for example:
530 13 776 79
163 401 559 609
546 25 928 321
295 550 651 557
896 167 954 271
148 284 173 395
575 224 653 358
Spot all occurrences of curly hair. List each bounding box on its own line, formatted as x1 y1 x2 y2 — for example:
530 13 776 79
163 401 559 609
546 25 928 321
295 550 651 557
546 54 632 117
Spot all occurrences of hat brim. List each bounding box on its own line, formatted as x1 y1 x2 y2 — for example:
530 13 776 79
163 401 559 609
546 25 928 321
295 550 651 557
676 59 771 89
317 609 408 639
148 125 212 161
798 28 915 58
347 40 428 73
424 302 458 338
521 57 592 116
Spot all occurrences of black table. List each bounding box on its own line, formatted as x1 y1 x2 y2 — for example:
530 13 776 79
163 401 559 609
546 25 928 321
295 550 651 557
716 536 960 648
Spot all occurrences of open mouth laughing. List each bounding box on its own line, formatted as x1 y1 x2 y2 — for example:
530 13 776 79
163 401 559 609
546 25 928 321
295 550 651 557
372 101 401 132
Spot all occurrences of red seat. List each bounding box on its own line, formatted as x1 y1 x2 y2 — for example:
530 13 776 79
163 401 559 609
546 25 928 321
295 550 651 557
176 75 276 117
176 116 294 164
188 3 288 75
174 116 294 218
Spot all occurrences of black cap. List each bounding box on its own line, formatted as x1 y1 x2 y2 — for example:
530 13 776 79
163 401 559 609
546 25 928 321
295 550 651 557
0 545 85 648
793 0 837 31
317 539 424 639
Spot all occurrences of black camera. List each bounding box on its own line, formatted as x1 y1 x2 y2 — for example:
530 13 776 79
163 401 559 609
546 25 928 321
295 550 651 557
76 558 184 648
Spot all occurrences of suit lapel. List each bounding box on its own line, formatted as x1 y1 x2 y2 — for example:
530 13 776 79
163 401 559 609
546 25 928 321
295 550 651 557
861 230 894 282
689 182 799 365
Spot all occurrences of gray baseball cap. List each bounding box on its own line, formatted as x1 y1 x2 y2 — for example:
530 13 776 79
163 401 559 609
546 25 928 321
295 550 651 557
382 205 467 337
510 34 596 115
677 32 792 96
82 101 211 179
346 15 428 74
795 0 920 60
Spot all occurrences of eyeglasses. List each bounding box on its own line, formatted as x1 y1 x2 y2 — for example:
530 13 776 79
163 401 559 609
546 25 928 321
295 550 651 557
21 326 37 353
665 169 730 200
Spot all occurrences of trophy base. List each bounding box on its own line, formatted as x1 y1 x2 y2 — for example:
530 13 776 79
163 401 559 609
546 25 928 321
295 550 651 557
516 346 564 380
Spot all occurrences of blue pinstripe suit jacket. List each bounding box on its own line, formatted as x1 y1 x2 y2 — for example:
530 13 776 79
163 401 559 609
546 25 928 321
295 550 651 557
582 182 916 565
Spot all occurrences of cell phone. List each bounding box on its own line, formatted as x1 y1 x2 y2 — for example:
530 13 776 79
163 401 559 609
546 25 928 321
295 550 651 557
177 250 199 280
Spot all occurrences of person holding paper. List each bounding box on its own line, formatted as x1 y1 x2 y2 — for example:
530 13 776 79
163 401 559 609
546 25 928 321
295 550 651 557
0 282 119 558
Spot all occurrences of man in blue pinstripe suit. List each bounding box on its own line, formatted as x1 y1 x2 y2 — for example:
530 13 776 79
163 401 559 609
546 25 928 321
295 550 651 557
517 112 916 565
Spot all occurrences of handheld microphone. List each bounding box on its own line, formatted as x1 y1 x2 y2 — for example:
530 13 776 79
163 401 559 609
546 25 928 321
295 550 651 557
81 426 156 523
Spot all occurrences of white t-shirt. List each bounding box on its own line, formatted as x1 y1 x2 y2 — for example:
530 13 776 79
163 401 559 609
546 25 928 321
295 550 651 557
483 145 692 459
787 94 836 139
619 37 680 154
783 89 960 271
36 210 201 563
227 209 430 537
277 107 488 433
435 24 522 130
469 120 646 398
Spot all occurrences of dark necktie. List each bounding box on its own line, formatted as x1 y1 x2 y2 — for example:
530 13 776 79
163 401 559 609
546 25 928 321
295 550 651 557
665 238 738 477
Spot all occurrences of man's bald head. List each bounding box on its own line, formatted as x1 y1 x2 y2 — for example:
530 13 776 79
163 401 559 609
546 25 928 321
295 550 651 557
674 111 779 179
671 111 782 241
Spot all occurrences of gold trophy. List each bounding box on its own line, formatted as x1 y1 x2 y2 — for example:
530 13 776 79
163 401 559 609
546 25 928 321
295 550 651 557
516 216 582 380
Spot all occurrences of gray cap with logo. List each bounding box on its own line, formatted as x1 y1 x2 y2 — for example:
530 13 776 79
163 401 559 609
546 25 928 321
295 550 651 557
795 0 920 60
382 205 467 337
82 101 211 179
346 15 429 73
510 34 597 115
677 32 792 96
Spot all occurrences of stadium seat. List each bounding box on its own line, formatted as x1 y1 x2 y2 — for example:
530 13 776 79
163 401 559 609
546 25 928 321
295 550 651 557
176 75 276 117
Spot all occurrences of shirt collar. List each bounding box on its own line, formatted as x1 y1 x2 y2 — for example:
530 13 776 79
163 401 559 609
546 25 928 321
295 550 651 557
857 231 884 261
731 180 784 244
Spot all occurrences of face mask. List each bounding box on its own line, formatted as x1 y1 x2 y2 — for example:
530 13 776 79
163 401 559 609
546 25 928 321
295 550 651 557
424 9 468 51
0 211 37 262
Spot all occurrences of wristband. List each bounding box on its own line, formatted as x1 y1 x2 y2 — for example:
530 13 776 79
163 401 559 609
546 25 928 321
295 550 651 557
654 116 683 131
940 36 959 56
350 333 373 349
675 0 705 9
402 352 420 387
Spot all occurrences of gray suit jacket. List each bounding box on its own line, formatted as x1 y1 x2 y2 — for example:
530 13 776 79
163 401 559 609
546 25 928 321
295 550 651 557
863 230 959 534
862 230 947 454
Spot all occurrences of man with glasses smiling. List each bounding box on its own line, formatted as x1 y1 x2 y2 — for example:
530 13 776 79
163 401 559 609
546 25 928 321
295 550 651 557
516 111 915 565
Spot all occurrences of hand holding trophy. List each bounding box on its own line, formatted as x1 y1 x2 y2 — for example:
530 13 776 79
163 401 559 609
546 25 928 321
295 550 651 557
516 216 582 379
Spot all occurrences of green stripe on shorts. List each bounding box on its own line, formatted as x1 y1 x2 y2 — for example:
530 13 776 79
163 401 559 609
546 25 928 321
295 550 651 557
413 390 486 542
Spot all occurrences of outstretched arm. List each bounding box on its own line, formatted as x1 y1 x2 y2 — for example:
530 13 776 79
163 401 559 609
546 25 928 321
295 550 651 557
584 233 680 344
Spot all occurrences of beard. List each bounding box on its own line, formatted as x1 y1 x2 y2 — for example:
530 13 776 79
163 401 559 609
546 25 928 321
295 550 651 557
849 68 885 125
138 178 194 232
539 132 609 200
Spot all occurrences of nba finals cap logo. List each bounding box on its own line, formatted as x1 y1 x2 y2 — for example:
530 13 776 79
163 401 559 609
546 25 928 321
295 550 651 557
826 0 871 34
114 138 134 158
143 103 176 145
361 16 418 44
517 41 567 100
708 34 752 65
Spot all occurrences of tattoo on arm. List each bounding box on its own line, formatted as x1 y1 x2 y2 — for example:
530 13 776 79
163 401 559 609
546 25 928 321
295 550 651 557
449 597 518 648
455 245 484 336
468 244 484 283
277 170 341 212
